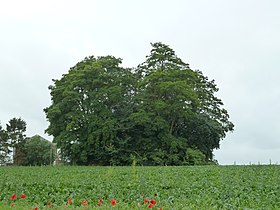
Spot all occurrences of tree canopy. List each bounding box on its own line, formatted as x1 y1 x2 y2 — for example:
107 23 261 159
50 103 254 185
22 135 55 166
44 42 234 165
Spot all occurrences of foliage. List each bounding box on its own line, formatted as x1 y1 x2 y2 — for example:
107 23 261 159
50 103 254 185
21 135 55 166
1 118 55 166
185 148 207 165
45 42 234 165
0 124 9 164
6 118 27 165
0 166 279 209
44 56 136 165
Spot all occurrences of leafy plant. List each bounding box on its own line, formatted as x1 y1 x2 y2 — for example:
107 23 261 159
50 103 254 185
0 165 279 209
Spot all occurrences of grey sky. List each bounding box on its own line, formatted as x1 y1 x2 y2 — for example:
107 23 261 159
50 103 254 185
1 0 280 165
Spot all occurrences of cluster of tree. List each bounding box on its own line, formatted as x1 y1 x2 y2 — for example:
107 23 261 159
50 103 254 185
44 42 234 166
0 118 55 166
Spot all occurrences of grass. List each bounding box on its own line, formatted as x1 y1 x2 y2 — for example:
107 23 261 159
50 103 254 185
0 165 279 209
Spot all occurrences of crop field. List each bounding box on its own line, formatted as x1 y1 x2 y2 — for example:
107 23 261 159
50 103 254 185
0 165 279 209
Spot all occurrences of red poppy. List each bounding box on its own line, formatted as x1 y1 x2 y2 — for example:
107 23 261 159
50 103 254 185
68 198 73 204
148 203 153 208
150 199 156 205
110 199 116 206
97 202 101 206
141 194 144 196
20 194 26 199
34 208 38 210
10 194 16 201
81 200 88 205
99 198 103 203
144 198 149 203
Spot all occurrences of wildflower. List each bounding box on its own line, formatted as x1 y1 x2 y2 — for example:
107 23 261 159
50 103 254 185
10 194 16 201
20 194 26 199
34 208 39 210
148 203 153 208
150 199 156 205
10 203 15 206
68 198 73 204
81 200 88 205
144 198 149 203
110 199 116 206
141 194 144 196
47 202 53 206
99 198 103 203
97 202 101 206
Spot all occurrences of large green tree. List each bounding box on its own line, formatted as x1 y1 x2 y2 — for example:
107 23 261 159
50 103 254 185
130 43 234 164
45 43 234 165
45 56 136 165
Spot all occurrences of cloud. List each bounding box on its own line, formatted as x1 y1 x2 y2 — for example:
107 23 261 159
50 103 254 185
1 0 280 164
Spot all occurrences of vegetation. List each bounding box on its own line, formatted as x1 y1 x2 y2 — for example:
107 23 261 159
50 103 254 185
0 165 279 209
21 135 55 166
44 42 234 165
0 118 26 165
0 124 9 164
0 118 55 166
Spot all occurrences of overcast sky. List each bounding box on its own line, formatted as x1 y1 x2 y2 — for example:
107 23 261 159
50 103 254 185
1 0 280 165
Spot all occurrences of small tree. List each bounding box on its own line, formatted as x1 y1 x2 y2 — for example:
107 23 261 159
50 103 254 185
6 117 26 165
0 124 10 165
21 135 55 166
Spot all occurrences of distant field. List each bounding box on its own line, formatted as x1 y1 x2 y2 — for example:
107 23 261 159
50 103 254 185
0 165 279 209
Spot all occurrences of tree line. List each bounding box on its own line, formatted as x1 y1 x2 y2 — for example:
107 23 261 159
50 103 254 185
44 42 234 165
0 118 55 166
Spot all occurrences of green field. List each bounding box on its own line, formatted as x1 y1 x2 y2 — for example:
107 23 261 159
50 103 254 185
0 165 279 209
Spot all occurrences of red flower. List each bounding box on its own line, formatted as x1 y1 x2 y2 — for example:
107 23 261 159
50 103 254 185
20 194 26 199
34 208 39 210
47 202 53 206
68 198 73 204
97 202 101 206
150 199 156 205
99 198 103 203
110 199 116 206
141 194 144 196
144 198 149 203
10 194 16 201
148 203 153 208
81 200 88 205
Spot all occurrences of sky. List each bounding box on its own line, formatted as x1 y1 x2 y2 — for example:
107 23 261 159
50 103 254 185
1 0 280 165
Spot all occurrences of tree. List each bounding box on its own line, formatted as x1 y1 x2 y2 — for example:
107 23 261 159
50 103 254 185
130 42 234 164
6 117 27 165
0 124 10 165
45 43 234 165
21 135 55 166
45 56 136 165
128 43 199 165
